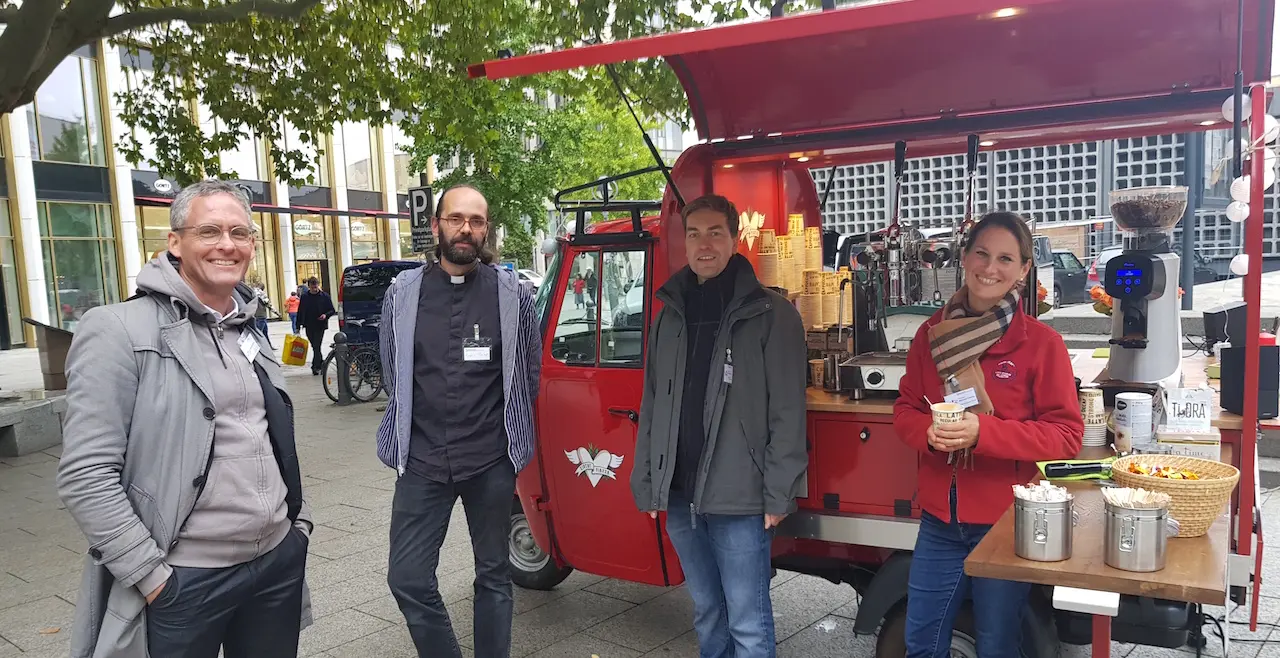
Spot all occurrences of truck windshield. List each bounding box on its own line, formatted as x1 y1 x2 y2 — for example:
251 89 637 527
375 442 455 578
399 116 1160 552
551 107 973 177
534 245 563 334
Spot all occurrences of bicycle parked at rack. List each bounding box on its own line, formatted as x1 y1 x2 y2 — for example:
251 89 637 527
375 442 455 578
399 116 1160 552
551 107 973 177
321 317 383 403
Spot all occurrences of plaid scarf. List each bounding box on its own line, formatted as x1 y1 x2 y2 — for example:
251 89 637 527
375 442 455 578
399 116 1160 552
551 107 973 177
926 285 1021 415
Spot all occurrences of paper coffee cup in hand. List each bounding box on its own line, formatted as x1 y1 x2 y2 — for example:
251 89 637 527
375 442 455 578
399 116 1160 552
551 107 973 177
931 402 965 426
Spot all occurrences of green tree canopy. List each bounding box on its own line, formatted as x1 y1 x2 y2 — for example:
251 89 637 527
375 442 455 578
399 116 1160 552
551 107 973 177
3 0 805 243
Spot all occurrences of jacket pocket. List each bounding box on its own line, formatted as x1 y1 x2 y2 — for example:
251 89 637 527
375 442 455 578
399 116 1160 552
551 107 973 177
126 484 168 549
743 421 766 476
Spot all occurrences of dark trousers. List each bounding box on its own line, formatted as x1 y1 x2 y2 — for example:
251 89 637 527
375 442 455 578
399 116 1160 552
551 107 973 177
146 526 309 658
305 324 326 371
388 461 516 658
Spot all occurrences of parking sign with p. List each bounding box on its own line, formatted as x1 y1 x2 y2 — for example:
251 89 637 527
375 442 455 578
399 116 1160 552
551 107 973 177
409 186 434 254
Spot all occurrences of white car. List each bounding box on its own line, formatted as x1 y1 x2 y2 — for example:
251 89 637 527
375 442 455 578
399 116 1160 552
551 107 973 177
517 269 543 290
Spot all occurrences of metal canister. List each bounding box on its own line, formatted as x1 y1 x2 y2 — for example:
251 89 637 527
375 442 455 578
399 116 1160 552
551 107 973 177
823 353 842 392
1104 503 1176 572
1014 497 1075 562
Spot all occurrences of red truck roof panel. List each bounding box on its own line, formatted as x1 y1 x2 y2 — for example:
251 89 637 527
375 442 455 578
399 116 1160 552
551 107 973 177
470 0 1273 143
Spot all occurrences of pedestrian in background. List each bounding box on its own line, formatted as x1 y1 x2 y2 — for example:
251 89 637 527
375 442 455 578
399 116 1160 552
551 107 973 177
377 183 541 658
631 194 808 658
254 283 277 349
286 291 301 334
56 179 313 658
296 277 335 375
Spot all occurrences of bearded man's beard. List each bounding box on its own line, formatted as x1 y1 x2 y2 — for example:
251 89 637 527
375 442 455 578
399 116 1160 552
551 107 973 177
439 229 481 266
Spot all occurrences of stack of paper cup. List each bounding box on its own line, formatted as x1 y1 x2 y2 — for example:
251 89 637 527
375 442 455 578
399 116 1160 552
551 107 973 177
787 214 804 236
759 229 777 255
777 236 795 293
798 294 822 328
1079 386 1108 448
1114 392 1154 452
803 269 823 295
804 227 823 271
758 252 781 288
837 269 854 324
820 272 838 326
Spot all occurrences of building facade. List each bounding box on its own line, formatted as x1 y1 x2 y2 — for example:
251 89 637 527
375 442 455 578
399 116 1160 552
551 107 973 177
0 39 425 350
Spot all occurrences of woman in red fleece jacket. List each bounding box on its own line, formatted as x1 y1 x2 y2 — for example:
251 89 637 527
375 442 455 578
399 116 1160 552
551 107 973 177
893 212 1083 657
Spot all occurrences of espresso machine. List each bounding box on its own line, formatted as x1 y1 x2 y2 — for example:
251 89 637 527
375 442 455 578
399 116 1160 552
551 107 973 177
1103 186 1186 388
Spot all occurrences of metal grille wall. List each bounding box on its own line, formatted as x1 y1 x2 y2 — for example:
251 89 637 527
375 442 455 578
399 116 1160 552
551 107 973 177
811 131 1279 262
812 163 890 235
900 154 989 229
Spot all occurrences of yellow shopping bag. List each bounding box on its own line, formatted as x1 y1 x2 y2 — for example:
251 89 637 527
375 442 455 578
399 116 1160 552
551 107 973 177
282 334 310 366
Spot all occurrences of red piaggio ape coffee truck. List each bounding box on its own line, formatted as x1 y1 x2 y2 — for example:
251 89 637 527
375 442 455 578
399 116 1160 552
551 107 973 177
469 0 1275 654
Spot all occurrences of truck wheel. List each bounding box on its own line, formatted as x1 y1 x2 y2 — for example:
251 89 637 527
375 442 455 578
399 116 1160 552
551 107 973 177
874 599 1057 658
509 499 573 591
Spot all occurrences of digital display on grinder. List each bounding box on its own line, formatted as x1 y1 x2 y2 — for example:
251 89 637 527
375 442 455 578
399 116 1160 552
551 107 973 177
1104 257 1158 299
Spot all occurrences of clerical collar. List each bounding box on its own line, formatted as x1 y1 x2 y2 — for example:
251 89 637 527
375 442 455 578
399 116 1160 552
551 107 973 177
435 262 480 285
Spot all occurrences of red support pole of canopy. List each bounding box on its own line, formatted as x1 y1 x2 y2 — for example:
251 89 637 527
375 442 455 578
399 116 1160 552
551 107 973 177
1238 85 1265 556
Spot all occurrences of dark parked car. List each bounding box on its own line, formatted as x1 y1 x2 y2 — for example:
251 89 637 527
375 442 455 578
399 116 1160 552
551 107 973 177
338 260 424 344
1052 250 1090 306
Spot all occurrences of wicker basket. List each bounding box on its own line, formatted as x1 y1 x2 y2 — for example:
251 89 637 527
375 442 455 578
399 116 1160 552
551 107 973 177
1110 455 1240 538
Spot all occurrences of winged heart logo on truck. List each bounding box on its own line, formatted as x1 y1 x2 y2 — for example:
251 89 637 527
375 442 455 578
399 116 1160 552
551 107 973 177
565 445 625 487
739 210 764 250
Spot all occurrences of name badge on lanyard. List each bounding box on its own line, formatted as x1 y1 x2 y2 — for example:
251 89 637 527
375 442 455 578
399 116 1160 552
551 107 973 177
463 324 493 362
238 329 261 364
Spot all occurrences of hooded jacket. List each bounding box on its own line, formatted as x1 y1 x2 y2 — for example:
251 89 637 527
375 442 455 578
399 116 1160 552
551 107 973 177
56 253 312 658
631 255 809 517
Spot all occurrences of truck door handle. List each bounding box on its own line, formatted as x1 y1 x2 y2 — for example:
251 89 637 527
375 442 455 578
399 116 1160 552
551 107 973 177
608 407 639 423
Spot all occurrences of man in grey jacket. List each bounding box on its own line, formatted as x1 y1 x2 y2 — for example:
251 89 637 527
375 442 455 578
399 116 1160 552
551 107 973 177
631 194 808 658
57 180 313 658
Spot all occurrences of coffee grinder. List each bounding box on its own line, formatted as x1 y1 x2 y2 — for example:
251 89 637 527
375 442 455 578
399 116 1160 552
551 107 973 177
1103 186 1186 388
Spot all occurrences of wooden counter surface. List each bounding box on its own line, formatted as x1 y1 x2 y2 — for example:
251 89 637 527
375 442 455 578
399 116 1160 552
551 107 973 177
804 350 1279 432
964 482 1229 605
806 388 896 415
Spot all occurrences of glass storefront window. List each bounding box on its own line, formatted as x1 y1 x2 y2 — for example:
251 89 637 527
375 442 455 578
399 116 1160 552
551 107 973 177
398 218 414 257
350 217 386 262
28 45 107 166
40 202 119 329
341 122 379 192
1 201 24 346
292 214 336 292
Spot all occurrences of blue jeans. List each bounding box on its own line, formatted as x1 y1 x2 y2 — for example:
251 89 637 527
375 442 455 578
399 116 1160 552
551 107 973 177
905 507 1031 658
665 494 776 658
289 312 298 334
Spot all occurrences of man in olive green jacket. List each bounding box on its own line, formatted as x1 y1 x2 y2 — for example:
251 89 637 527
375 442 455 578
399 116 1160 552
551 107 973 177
630 194 808 658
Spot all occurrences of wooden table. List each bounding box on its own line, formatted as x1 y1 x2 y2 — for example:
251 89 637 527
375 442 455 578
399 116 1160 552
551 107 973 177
965 482 1229 657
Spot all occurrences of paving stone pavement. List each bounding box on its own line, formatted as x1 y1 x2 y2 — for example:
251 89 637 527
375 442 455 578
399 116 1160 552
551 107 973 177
2 322 1280 656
